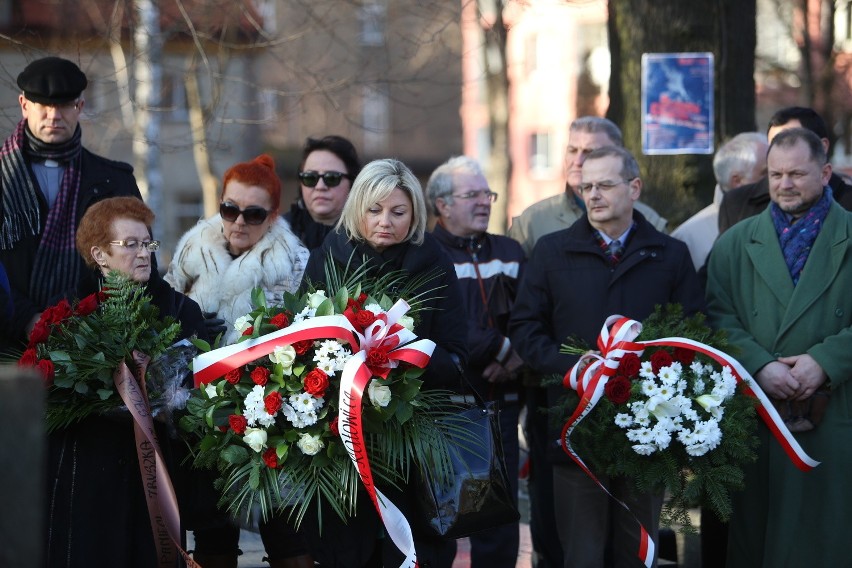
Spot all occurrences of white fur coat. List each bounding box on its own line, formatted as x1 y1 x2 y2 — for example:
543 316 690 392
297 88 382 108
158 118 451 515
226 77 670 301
165 214 309 344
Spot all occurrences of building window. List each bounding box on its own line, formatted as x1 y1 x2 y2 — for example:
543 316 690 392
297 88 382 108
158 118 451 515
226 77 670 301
359 1 386 46
530 131 554 173
161 74 188 122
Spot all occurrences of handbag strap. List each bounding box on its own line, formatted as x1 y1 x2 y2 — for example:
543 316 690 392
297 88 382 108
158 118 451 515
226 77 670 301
450 353 488 409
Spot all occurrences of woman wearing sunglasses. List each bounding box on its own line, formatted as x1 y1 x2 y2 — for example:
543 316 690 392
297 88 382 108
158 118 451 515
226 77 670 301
165 154 312 567
283 135 361 250
166 154 309 346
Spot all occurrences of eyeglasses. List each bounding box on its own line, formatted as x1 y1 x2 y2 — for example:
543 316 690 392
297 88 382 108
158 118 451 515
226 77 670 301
109 239 160 252
298 170 351 188
577 179 634 194
219 202 271 225
452 189 498 202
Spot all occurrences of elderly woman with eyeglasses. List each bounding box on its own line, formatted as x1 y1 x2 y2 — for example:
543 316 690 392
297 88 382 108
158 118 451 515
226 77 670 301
299 158 469 568
166 154 309 345
44 196 208 568
283 135 361 251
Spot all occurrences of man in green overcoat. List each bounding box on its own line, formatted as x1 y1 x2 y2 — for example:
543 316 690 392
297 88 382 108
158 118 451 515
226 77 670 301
707 127 852 567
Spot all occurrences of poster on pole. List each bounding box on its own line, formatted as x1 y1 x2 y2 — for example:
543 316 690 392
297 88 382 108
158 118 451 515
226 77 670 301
641 52 714 155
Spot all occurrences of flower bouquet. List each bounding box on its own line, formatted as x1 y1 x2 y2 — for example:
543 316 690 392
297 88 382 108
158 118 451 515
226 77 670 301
19 271 182 432
556 305 759 529
180 265 464 531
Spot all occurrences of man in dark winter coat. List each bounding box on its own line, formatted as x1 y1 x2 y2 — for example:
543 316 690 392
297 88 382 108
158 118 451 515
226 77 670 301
510 146 704 567
0 56 144 349
426 156 525 568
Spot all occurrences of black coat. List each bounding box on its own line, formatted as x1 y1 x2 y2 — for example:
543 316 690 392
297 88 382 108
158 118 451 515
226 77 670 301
45 269 207 568
718 172 852 235
0 148 143 346
283 202 335 252
303 229 469 390
509 211 705 462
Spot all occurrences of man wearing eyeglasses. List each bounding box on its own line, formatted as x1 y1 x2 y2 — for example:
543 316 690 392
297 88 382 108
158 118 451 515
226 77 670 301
426 155 526 568
510 146 703 567
0 56 143 350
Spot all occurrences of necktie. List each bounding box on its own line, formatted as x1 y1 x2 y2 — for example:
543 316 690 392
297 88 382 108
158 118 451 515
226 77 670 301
607 239 624 265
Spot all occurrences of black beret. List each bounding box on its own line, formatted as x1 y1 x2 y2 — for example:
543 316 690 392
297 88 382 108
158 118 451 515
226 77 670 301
17 57 87 105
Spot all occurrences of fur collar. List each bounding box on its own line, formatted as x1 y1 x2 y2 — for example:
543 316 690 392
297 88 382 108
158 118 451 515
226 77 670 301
165 214 309 343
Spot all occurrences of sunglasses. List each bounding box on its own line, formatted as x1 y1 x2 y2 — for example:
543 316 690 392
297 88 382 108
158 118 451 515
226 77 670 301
298 170 351 188
219 202 270 225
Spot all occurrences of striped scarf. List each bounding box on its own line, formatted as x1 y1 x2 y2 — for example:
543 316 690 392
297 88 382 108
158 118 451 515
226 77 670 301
770 186 833 286
0 119 83 305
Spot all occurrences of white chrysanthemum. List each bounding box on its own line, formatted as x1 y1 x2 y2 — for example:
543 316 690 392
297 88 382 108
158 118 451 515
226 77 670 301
290 392 323 413
682 407 699 422
658 366 679 386
234 315 252 333
657 384 676 400
671 394 692 411
281 404 320 428
631 404 651 422
632 443 657 456
363 303 384 315
690 360 706 377
243 385 274 427
693 378 706 395
695 420 722 449
293 306 317 323
677 428 697 446
639 361 656 379
652 426 672 449
685 442 711 457
669 361 683 374
635 416 652 427
641 379 660 396
655 416 677 433
614 413 633 428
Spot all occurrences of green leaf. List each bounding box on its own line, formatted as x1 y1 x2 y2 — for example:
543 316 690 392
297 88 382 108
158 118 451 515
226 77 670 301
315 298 334 317
191 337 212 352
221 445 250 465
394 378 423 401
73 382 89 394
251 287 267 309
96 388 112 400
50 351 72 362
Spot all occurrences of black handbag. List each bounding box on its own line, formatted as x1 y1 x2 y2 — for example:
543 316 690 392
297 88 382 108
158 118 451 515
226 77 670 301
415 382 520 538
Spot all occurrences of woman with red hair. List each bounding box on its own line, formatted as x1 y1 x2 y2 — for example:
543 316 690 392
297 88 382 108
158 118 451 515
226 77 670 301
165 154 311 567
166 154 309 345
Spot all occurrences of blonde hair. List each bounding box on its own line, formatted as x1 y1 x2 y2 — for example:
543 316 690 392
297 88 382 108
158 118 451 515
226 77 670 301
337 158 427 246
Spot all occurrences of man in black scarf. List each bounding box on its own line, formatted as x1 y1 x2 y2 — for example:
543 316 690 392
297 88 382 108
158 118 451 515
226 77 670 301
0 56 144 349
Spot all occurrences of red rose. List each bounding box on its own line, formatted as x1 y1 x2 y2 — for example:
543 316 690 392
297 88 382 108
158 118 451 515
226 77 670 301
329 416 339 437
225 368 242 384
97 289 109 302
366 346 390 369
303 368 329 398
229 414 248 434
28 321 50 347
357 293 367 304
18 348 38 367
251 366 270 386
618 353 642 378
74 294 99 316
292 340 313 355
353 310 377 329
650 350 674 373
604 375 632 405
242 326 254 336
343 307 358 329
36 359 55 382
50 299 73 324
264 391 283 414
270 313 289 329
673 347 696 365
262 448 279 469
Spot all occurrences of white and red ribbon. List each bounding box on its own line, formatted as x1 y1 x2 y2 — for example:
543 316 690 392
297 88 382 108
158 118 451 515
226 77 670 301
192 300 435 567
560 315 820 568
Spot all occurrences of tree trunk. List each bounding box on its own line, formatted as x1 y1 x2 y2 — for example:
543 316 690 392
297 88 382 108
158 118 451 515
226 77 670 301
133 0 163 235
607 0 756 226
185 62 220 219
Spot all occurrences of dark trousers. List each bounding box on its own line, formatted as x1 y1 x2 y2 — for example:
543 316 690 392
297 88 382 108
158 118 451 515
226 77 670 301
524 386 564 568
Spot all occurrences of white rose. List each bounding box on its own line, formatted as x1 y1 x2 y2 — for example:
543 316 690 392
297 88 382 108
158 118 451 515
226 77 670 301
204 384 218 399
368 379 392 408
296 432 324 455
398 315 414 331
270 344 297 374
306 290 327 309
243 427 267 453
234 315 252 333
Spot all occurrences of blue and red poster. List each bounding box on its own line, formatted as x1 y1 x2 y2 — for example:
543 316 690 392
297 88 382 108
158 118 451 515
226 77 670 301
641 52 714 155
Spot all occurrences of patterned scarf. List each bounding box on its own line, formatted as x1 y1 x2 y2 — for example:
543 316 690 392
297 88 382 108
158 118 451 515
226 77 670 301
770 186 833 285
0 119 83 305
593 222 635 266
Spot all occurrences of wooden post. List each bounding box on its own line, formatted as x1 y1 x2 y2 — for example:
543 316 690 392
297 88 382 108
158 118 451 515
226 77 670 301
0 365 44 568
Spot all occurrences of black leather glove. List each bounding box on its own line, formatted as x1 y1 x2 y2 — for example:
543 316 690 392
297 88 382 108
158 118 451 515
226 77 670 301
202 312 228 338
